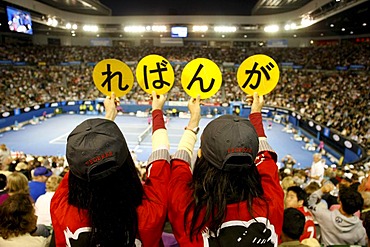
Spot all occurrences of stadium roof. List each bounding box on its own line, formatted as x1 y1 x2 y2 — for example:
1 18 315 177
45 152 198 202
2 0 370 39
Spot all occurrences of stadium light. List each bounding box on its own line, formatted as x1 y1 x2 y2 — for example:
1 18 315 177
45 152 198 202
66 23 78 30
193 25 208 32
214 26 237 32
264 25 279 33
284 23 297 31
83 25 99 32
301 16 313 27
47 17 58 27
152 25 167 32
124 26 146 32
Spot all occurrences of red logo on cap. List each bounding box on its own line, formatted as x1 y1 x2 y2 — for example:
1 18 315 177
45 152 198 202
85 151 113 166
228 147 252 153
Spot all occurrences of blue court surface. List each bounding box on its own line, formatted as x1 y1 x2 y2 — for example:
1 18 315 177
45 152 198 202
0 114 320 169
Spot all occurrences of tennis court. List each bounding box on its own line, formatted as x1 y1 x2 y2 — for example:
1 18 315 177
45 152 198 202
0 113 322 168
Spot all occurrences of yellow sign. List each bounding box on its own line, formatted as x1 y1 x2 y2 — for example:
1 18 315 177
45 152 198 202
136 54 174 95
236 54 279 95
181 58 222 99
92 59 134 97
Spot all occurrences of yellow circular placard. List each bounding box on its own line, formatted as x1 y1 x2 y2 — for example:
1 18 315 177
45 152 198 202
92 59 134 97
135 54 174 95
236 54 280 95
181 58 222 99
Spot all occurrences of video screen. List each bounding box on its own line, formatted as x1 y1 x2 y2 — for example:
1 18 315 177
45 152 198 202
6 6 33 35
171 26 187 38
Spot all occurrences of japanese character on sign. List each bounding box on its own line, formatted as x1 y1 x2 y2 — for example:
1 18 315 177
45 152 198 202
236 54 280 96
143 60 171 90
101 64 129 91
186 64 215 93
241 61 275 90
92 59 134 97
136 54 175 95
181 58 222 99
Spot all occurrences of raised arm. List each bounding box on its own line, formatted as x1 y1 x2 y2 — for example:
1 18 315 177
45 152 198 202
308 182 334 211
175 96 201 159
137 91 171 247
168 96 201 243
247 92 284 236
150 91 170 152
247 92 276 160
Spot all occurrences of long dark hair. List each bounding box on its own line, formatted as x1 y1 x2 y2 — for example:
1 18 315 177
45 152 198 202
184 155 268 241
68 156 143 247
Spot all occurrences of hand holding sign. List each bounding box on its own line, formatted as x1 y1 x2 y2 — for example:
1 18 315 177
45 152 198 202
136 54 175 95
181 58 222 99
104 92 119 121
93 59 134 97
236 54 279 96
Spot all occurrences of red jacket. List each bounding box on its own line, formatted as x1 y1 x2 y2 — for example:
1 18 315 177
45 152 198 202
297 206 316 241
51 158 170 247
168 148 284 247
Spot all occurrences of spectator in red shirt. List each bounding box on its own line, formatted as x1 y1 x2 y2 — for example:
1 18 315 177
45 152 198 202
50 92 171 247
285 186 316 241
168 93 284 246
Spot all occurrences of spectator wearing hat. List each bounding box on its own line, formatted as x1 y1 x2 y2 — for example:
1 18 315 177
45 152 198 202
308 183 366 246
29 166 52 202
50 92 171 247
168 93 284 246
0 172 29 205
279 208 309 247
285 186 316 241
15 161 31 180
0 193 50 246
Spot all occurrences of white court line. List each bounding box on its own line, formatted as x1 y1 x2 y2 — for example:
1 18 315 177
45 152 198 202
49 133 70 144
48 129 148 145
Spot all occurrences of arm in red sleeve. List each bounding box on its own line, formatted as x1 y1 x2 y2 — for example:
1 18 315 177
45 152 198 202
152 109 166 133
249 112 266 137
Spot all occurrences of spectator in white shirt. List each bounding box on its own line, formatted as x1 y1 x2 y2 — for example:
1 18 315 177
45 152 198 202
309 153 325 186
35 175 62 228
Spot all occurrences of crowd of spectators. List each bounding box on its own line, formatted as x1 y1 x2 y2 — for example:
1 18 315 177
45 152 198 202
0 42 369 151
279 152 370 246
0 113 370 246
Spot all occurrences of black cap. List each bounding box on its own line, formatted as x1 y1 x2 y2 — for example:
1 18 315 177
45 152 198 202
201 115 259 171
66 118 129 182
